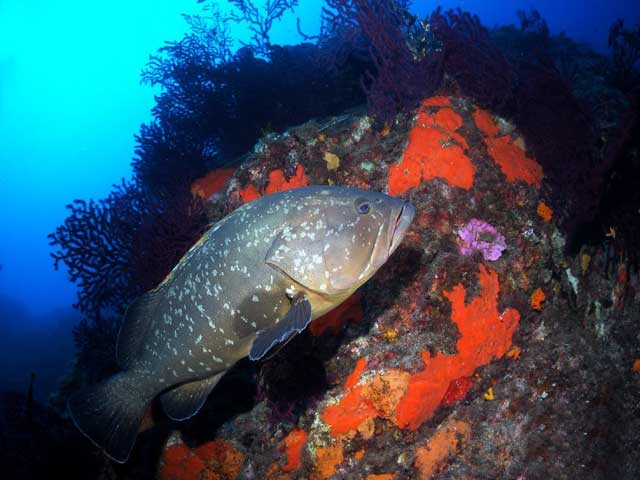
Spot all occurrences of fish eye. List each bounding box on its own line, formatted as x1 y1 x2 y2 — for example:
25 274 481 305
355 199 370 215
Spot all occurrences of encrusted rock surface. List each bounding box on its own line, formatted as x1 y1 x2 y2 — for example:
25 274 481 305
99 96 640 479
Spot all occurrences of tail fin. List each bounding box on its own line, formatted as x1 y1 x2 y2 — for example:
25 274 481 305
67 371 155 463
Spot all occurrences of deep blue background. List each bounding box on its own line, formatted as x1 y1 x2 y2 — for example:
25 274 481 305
0 0 637 399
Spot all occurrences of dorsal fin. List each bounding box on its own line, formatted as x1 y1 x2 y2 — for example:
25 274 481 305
116 288 163 369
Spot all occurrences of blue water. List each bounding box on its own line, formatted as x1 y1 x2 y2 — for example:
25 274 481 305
0 0 638 399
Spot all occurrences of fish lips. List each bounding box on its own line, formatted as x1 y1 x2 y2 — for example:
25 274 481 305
388 201 416 256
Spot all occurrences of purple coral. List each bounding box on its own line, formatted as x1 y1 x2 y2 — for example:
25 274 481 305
321 0 442 123
458 218 506 261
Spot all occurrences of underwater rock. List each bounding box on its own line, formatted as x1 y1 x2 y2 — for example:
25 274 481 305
148 95 638 479
136 97 637 479
68 95 639 479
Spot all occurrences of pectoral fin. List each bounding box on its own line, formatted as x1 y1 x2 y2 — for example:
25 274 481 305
249 293 312 361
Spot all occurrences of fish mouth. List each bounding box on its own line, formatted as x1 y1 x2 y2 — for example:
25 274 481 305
388 201 415 256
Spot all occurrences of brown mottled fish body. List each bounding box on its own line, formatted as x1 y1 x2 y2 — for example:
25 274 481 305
67 185 415 462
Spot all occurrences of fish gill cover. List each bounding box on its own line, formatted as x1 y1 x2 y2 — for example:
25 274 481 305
28 0 640 478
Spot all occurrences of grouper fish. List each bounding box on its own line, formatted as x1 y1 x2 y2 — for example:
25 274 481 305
68 185 415 462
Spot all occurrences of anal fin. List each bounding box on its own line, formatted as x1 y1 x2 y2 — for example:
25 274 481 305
160 372 224 421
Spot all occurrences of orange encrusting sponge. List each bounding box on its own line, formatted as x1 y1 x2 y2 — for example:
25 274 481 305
320 265 520 438
281 428 308 472
394 264 520 430
388 98 475 196
239 164 309 204
191 168 236 199
473 108 543 188
160 439 244 480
